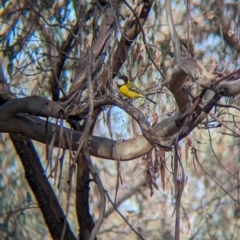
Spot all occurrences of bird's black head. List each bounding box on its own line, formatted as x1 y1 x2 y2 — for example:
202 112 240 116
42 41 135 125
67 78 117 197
117 75 128 86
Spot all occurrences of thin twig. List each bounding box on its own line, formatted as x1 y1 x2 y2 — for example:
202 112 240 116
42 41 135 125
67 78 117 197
173 145 185 240
212 68 240 85
83 48 106 240
165 0 181 64
105 192 146 240
199 103 240 137
122 0 165 79
193 148 238 203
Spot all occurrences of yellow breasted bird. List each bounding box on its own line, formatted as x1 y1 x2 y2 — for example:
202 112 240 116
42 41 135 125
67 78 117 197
117 75 156 104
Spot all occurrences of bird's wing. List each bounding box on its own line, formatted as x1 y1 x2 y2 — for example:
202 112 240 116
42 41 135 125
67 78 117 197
127 81 145 95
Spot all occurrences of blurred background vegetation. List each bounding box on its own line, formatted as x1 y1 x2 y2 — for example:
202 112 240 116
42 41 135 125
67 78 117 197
0 0 239 239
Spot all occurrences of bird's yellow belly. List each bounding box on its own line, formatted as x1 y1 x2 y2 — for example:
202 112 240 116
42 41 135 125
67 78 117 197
119 85 143 99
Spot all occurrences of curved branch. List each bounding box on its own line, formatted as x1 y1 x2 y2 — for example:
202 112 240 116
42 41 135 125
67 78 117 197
0 64 239 161
13 115 154 160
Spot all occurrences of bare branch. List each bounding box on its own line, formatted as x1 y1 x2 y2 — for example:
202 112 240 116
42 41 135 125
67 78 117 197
68 7 115 96
165 0 181 63
10 134 77 240
83 49 106 240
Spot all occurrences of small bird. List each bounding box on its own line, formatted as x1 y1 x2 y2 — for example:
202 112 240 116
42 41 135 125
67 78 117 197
117 75 156 104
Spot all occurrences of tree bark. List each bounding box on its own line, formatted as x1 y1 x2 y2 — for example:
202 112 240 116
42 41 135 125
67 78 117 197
10 134 77 240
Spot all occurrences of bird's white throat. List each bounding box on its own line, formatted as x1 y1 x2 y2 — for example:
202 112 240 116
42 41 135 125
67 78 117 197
117 79 125 86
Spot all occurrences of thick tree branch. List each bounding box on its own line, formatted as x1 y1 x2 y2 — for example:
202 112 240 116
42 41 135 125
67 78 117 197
76 154 94 240
10 134 76 240
0 113 153 160
0 64 239 160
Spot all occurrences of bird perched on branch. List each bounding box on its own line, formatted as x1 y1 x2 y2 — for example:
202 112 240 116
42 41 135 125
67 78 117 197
117 75 156 104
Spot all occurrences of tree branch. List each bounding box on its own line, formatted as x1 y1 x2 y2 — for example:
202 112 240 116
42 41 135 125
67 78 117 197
0 62 239 161
10 134 77 240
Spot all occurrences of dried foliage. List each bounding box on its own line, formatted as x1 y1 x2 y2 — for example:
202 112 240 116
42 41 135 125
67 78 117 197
0 0 240 239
